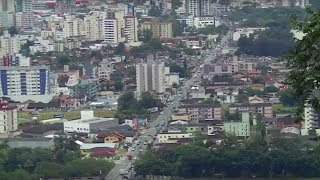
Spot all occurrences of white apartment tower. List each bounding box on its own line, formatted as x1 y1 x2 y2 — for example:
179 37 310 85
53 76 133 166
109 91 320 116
104 19 118 44
186 0 200 16
0 0 16 11
302 104 320 135
63 16 85 38
200 0 211 16
136 57 165 95
0 31 21 56
84 12 106 41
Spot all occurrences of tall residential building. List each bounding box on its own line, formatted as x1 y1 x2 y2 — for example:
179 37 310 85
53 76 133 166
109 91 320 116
2 53 30 67
0 11 15 28
136 57 165 95
63 16 85 39
200 0 211 16
186 0 200 16
56 0 76 14
0 31 21 57
84 12 106 41
124 16 138 43
15 12 33 29
114 10 125 43
0 101 18 137
0 66 51 100
159 21 173 38
186 0 211 16
301 104 320 135
104 19 118 44
16 0 33 12
0 0 16 11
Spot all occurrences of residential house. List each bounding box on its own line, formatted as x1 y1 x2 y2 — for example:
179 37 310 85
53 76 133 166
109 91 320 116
97 59 115 79
59 95 81 110
96 132 126 143
178 104 223 122
223 112 250 137
229 103 273 118
88 147 117 161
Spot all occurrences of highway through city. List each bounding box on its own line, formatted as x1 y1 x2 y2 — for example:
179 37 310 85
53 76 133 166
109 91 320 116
105 31 232 180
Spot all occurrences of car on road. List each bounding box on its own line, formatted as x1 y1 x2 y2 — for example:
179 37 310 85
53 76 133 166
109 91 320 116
139 149 144 152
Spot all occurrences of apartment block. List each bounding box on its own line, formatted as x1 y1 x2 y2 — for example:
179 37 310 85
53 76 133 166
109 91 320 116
15 12 33 29
56 0 76 14
301 104 320 136
2 53 30 67
0 11 15 28
104 19 118 44
224 112 250 137
16 0 33 12
229 103 273 118
124 16 138 43
97 59 114 79
177 104 223 122
0 101 17 137
186 0 211 16
84 12 106 41
0 0 16 11
136 58 165 95
203 61 233 79
63 16 85 39
0 66 51 100
0 31 21 56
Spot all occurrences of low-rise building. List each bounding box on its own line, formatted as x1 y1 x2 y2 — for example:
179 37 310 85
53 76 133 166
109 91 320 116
229 103 273 118
223 112 250 137
63 110 118 133
203 61 233 79
157 128 193 143
178 104 223 122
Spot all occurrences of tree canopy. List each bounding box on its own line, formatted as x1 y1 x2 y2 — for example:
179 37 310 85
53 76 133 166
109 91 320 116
285 8 320 115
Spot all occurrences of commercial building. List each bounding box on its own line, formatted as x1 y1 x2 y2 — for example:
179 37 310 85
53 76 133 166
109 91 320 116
63 110 119 133
223 112 250 137
0 101 17 138
136 57 165 95
0 66 52 102
157 129 193 143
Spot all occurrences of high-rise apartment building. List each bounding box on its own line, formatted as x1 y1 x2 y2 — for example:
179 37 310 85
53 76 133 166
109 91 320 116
16 0 33 12
159 21 173 38
186 0 211 16
15 12 33 29
63 16 85 38
301 104 320 135
0 66 51 97
104 19 118 44
0 11 15 28
0 101 17 137
84 12 106 41
136 57 165 95
0 31 21 56
0 0 16 11
124 16 138 43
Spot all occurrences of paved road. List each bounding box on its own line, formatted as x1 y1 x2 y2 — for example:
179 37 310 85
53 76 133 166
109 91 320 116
105 31 232 180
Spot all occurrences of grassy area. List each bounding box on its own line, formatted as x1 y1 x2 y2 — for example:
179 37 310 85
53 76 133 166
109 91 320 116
18 110 116 121
273 104 297 113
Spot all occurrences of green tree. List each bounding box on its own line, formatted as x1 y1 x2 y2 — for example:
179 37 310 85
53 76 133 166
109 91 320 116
263 86 278 93
138 29 153 43
117 91 137 111
57 54 71 65
114 42 126 55
279 88 299 106
34 162 62 178
8 26 18 36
